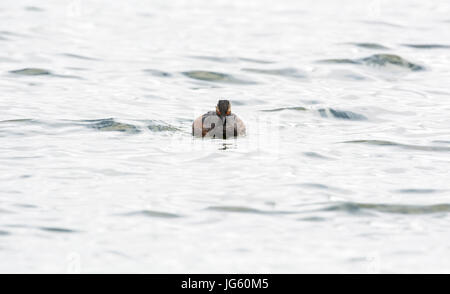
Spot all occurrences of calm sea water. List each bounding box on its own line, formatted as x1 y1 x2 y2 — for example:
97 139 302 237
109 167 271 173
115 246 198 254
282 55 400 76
1 0 450 273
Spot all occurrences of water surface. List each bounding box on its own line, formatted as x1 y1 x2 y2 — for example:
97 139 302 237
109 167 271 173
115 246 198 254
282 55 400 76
1 0 450 273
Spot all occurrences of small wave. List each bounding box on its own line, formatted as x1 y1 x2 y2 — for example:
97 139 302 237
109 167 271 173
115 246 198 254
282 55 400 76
121 210 182 218
39 227 79 233
343 140 450 152
146 120 180 132
83 118 178 133
182 71 255 84
83 118 141 134
402 44 450 49
350 43 390 50
9 68 51 76
360 20 404 28
261 106 367 121
301 183 329 190
360 54 425 71
189 55 273 64
14 203 38 209
143 69 171 77
0 208 15 214
261 106 307 112
395 189 441 194
318 54 425 72
0 119 82 137
0 119 34 124
0 30 28 39
298 216 326 222
241 67 306 78
25 6 45 12
303 152 332 160
207 205 294 215
299 183 350 194
327 69 368 81
324 202 450 215
318 108 368 120
1 118 180 136
239 57 274 64
61 53 100 61
318 59 359 64
0 230 11 236
188 55 237 63
9 68 82 79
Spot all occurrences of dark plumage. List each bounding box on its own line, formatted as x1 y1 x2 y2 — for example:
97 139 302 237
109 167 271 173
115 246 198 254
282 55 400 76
192 100 246 139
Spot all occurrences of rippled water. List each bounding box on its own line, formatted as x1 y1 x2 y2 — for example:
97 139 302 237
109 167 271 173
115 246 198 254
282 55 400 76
1 0 450 273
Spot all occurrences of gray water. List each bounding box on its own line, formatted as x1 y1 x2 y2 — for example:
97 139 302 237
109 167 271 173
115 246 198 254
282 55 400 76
1 0 450 273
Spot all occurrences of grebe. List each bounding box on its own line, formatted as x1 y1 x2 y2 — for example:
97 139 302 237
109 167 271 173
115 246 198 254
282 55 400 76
192 100 246 139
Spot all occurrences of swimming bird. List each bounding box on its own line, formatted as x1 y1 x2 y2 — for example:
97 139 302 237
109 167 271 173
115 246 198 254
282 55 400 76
192 100 246 138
